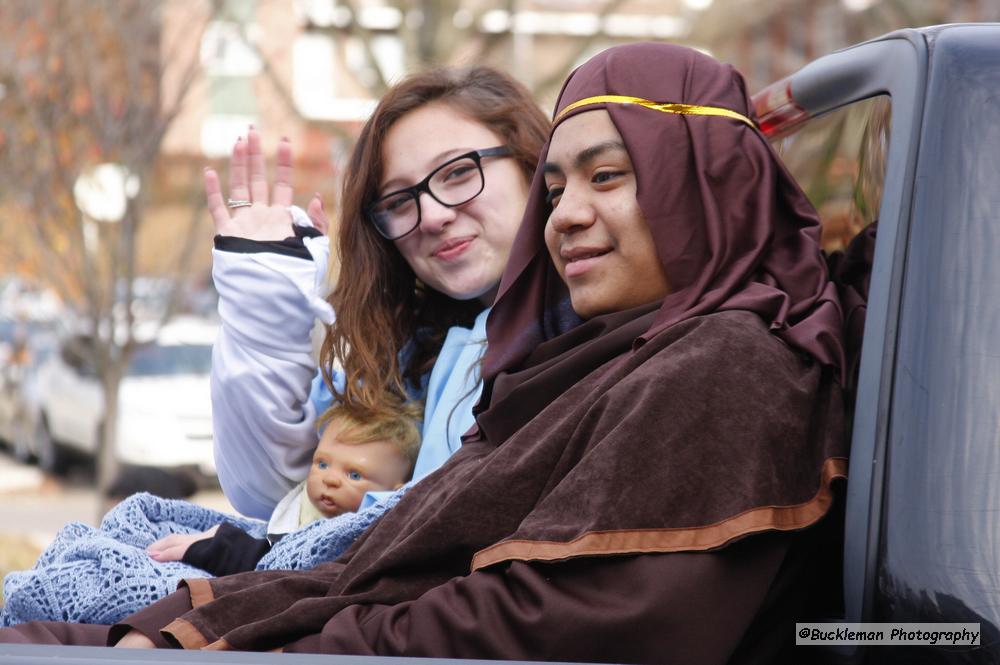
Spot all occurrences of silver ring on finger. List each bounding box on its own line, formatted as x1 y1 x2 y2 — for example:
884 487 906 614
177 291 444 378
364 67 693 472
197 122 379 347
227 198 252 209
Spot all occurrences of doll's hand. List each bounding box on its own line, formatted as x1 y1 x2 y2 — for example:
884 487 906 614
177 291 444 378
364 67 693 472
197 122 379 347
147 524 220 562
204 126 328 240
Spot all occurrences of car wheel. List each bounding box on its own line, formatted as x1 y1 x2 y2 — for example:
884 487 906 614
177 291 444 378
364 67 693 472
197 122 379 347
35 416 65 474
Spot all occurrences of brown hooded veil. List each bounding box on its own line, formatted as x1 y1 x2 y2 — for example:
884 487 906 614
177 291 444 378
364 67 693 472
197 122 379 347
468 41 848 568
483 43 845 394
11 44 850 663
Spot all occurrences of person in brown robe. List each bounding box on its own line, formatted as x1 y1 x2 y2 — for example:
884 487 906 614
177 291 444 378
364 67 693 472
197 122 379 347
0 42 849 664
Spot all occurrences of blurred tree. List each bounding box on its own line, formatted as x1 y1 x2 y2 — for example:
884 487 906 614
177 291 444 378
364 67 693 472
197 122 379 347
691 0 998 253
691 0 1000 90
243 0 630 115
0 0 214 500
320 0 626 99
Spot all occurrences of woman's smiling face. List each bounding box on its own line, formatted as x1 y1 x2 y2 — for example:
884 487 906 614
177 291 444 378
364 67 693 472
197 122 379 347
381 101 530 305
542 109 670 319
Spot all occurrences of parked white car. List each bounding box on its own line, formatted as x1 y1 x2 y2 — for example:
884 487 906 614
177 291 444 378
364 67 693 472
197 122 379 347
31 316 218 475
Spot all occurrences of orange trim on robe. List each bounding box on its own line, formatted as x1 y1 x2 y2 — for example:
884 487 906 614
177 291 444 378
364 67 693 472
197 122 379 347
185 578 215 608
162 617 210 650
472 456 847 571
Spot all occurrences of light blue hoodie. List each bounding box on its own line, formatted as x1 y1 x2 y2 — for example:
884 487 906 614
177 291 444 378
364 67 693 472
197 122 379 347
309 307 488 509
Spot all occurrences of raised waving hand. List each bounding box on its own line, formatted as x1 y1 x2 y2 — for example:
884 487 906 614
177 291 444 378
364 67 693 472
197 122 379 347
204 126 328 240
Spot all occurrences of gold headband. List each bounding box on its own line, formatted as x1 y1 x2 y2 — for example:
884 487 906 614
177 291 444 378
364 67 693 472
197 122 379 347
554 94 756 128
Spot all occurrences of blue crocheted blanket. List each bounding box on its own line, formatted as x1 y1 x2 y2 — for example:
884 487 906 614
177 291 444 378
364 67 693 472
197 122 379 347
0 489 402 626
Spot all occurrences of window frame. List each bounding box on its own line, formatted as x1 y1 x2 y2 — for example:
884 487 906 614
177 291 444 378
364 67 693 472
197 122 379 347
755 27 930 656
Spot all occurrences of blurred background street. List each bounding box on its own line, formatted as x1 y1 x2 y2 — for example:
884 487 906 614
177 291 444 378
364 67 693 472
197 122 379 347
0 444 233 584
0 450 232 543
1 457 97 541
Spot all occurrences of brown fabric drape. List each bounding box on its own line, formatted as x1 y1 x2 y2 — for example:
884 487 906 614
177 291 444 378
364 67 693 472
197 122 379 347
153 308 845 660
483 42 846 390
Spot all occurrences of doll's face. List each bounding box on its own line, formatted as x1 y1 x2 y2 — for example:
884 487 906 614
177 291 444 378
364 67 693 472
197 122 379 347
306 421 411 518
542 109 670 319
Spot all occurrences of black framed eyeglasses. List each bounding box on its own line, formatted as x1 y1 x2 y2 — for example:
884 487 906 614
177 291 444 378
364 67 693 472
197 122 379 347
366 146 512 240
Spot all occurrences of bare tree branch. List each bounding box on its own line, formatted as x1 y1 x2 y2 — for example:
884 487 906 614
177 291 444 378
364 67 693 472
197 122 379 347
531 0 629 96
156 172 209 332
462 0 516 65
335 0 390 93
0 0 218 499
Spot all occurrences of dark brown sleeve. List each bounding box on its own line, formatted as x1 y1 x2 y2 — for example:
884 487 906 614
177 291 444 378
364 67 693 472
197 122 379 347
285 533 799 664
0 621 110 646
107 586 194 648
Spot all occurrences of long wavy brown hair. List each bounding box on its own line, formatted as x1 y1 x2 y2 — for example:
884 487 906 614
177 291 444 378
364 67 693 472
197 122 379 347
322 66 550 421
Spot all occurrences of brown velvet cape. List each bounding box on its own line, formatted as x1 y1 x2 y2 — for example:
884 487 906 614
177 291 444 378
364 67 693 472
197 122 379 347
97 43 848 662
148 311 844 661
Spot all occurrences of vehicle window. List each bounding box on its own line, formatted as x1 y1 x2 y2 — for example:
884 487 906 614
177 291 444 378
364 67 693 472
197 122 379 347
128 343 213 377
770 95 890 252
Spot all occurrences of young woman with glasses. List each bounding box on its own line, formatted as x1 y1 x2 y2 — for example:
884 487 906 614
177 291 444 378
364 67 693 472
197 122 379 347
205 67 549 522
0 68 548 629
